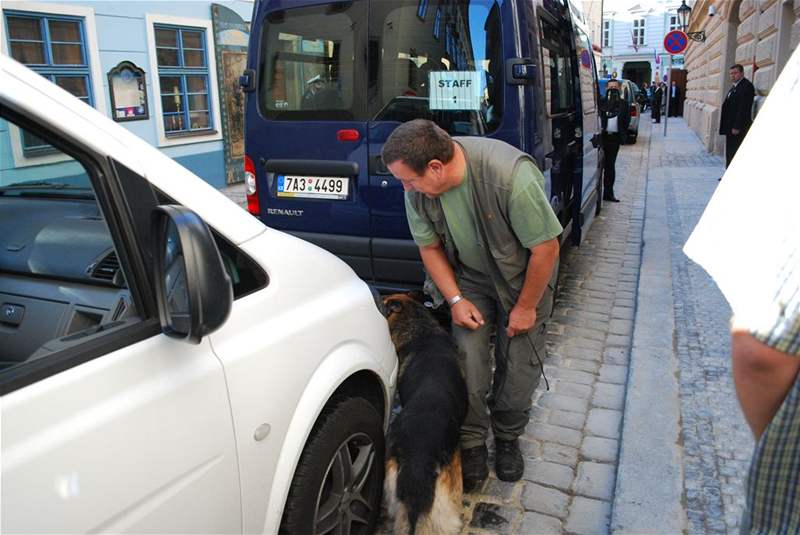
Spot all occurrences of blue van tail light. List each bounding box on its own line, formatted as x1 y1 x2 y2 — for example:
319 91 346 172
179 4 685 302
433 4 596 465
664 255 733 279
244 155 259 215
336 129 360 142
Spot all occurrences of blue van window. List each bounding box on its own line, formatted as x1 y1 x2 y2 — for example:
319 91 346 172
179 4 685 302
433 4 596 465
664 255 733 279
540 17 575 115
368 0 503 135
259 2 365 120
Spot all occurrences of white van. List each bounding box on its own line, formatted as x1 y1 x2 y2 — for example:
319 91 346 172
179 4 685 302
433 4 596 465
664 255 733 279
0 55 396 535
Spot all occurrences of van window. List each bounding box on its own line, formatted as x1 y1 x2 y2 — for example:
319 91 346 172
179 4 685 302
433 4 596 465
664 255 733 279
540 17 575 116
368 0 503 135
575 30 596 114
259 2 366 120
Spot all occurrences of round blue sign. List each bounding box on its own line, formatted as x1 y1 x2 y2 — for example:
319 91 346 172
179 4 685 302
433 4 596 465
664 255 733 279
664 30 688 55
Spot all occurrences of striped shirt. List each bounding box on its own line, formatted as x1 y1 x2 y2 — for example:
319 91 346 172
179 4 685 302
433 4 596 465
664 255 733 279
745 245 800 533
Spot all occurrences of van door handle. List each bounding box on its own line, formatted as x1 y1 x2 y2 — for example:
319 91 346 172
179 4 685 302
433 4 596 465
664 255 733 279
506 58 536 85
369 155 392 176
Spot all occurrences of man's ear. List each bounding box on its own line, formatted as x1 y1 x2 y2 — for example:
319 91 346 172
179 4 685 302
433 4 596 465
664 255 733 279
428 159 444 175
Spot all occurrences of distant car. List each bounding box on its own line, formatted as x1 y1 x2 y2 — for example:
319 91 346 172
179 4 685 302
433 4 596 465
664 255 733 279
598 78 640 144
0 55 397 534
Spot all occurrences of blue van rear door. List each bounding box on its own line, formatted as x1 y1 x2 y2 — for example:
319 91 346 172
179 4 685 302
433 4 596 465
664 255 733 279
249 1 372 278
366 0 507 286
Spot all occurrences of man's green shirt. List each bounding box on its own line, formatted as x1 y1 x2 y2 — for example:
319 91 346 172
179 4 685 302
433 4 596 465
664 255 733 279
404 160 562 271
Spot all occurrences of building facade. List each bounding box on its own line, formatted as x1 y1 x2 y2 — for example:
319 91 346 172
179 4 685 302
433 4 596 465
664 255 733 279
683 0 800 156
1 0 253 189
601 1 684 86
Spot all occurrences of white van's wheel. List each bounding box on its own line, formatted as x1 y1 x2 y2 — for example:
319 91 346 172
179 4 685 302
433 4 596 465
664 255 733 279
280 397 384 535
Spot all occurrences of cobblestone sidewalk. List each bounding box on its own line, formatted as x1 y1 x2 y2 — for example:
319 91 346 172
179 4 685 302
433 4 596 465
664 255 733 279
652 119 753 533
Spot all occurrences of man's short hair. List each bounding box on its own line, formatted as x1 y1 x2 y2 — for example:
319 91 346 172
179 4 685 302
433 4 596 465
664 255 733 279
730 64 744 73
382 119 454 174
607 79 620 87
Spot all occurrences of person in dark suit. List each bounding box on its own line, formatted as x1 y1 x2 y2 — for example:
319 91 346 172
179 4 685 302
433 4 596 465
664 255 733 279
668 81 681 117
719 64 756 168
651 81 663 123
600 79 631 203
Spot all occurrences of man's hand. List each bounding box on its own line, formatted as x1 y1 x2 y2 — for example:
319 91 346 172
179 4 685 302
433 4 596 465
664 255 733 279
731 128 741 135
507 304 536 338
451 299 484 330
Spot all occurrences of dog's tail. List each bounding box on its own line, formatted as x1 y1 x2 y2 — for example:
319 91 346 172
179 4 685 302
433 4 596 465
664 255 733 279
397 454 436 534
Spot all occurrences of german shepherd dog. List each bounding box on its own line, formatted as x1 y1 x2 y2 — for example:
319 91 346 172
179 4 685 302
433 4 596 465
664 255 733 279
383 294 468 535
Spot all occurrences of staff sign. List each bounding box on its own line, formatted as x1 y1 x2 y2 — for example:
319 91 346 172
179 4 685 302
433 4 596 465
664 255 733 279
429 71 482 111
664 30 688 55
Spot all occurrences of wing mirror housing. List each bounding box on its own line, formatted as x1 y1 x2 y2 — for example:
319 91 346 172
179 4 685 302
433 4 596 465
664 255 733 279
151 205 233 343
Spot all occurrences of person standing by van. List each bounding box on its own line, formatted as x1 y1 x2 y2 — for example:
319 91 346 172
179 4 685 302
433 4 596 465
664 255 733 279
600 79 630 203
382 119 562 490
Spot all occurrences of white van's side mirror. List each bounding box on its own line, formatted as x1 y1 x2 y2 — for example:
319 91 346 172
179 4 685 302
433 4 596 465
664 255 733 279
151 205 233 343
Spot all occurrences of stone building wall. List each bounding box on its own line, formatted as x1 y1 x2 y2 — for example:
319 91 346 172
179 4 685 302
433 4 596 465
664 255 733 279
683 0 800 156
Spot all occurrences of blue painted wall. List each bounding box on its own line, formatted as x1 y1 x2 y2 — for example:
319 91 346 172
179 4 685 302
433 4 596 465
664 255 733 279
1 1 253 187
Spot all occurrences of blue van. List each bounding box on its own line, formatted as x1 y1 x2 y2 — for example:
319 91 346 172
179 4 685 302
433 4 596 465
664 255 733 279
242 0 602 292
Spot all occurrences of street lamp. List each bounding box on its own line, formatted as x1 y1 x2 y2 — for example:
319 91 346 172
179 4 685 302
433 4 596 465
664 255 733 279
677 0 706 42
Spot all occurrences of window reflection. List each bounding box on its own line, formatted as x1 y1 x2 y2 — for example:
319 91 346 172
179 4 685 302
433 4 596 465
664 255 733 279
369 0 503 135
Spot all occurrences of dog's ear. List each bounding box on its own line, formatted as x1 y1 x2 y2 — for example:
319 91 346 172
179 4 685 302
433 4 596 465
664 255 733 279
386 298 404 315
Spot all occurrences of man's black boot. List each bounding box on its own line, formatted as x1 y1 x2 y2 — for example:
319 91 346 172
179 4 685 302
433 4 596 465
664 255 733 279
461 445 488 491
495 439 524 482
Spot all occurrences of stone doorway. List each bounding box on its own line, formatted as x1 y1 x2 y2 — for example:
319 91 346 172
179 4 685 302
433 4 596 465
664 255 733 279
622 61 652 88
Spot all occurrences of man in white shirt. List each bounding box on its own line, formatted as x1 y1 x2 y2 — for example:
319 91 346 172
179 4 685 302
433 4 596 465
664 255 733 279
600 79 630 202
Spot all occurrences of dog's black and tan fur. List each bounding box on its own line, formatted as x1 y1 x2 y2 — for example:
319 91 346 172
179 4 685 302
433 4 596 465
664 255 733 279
383 293 468 535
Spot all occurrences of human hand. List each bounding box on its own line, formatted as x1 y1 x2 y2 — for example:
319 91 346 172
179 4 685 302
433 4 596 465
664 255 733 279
506 305 536 338
451 299 484 331
731 128 741 135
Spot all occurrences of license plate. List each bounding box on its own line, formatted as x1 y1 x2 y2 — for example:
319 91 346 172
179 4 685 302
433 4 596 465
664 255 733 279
277 175 349 200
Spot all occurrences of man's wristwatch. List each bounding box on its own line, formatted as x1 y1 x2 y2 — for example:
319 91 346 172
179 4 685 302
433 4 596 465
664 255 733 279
447 294 463 307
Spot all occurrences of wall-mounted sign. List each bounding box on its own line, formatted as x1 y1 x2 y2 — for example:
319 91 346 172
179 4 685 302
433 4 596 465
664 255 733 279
428 71 482 110
107 61 148 122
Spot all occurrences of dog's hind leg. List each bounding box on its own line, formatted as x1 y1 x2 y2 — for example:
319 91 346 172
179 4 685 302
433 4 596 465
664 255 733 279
416 453 463 535
385 458 413 535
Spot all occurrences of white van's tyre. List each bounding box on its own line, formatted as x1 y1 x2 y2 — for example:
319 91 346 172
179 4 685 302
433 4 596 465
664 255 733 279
280 397 384 535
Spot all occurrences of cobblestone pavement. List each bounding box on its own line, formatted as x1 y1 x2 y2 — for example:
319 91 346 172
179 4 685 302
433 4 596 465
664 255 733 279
649 120 753 533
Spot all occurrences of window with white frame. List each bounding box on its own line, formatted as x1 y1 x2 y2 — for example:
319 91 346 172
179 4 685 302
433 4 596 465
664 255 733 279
603 20 610 48
669 15 680 32
154 24 212 135
5 12 92 154
633 18 645 46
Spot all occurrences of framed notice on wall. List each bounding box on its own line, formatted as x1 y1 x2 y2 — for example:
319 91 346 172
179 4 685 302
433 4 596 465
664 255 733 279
107 61 149 122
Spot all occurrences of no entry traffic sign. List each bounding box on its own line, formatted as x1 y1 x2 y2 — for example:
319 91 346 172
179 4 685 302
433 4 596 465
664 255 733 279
664 30 688 55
